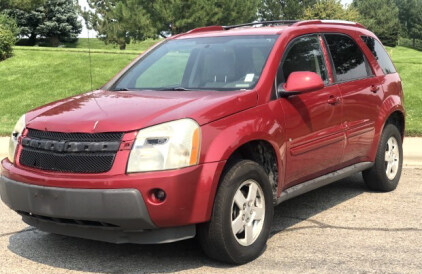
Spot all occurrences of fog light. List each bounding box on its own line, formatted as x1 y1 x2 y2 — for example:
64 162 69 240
151 189 166 203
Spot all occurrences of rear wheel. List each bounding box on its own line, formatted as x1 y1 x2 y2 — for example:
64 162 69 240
363 124 403 192
198 160 274 264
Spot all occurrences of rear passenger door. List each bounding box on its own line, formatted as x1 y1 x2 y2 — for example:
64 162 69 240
279 34 345 188
324 34 382 164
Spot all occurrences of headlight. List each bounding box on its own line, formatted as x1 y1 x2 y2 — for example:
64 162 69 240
127 119 201 173
8 114 26 163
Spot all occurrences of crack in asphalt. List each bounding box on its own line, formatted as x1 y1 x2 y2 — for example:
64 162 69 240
271 216 422 235
0 228 36 238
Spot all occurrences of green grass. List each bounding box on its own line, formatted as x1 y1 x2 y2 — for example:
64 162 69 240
386 46 422 135
0 47 139 135
0 43 421 136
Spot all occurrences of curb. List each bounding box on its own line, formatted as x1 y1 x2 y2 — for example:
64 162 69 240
402 137 422 167
1 136 421 166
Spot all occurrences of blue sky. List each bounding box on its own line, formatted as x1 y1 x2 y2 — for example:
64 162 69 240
77 0 354 38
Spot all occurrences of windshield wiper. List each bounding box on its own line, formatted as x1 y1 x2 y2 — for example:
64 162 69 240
158 87 193 91
113 88 132 91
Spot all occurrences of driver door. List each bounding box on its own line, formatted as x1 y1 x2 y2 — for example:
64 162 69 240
278 34 346 188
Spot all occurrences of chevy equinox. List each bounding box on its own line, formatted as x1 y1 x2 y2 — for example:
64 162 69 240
0 20 405 264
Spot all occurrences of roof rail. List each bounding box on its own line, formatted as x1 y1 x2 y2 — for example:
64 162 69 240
183 19 365 36
186 26 224 34
223 20 299 30
294 20 366 29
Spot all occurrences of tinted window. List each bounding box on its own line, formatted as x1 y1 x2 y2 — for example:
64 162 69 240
279 35 328 84
325 34 371 82
362 36 396 74
112 36 278 91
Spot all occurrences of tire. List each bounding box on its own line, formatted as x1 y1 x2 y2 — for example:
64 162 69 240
363 124 403 192
198 160 274 264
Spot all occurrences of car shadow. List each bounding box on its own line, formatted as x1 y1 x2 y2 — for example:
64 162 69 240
7 173 366 272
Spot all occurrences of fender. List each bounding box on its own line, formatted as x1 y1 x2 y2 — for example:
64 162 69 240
199 101 286 205
368 94 405 161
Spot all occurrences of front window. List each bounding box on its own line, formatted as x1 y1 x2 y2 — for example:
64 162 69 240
111 35 278 91
278 34 329 85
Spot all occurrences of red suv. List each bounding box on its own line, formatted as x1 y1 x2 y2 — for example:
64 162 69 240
1 20 405 264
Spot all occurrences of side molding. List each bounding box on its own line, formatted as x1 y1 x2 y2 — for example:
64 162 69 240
276 162 373 205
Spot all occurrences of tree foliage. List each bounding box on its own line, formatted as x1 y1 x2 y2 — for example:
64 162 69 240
3 0 81 46
353 0 400 46
258 0 316 20
0 14 16 60
0 0 45 10
396 0 422 45
37 0 82 46
302 0 361 21
84 0 155 50
7 7 44 44
86 0 259 49
151 0 259 35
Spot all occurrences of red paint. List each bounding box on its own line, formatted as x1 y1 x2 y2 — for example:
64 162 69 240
283 71 325 93
2 22 405 228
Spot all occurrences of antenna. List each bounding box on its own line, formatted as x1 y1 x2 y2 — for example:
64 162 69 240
84 7 93 91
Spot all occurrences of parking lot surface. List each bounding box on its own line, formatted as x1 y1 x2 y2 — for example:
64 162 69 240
0 167 421 273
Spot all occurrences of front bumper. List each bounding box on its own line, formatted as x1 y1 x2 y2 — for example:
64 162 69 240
0 157 226 244
0 176 195 244
1 158 226 227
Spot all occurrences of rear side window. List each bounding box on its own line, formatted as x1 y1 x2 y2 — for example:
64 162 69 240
325 34 371 82
361 36 396 74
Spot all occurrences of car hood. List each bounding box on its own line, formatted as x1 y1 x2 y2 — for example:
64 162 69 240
26 90 258 133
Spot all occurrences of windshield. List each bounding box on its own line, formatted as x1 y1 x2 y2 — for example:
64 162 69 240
111 35 278 91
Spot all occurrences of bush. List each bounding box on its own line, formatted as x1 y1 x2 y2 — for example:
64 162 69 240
0 14 17 61
0 13 19 36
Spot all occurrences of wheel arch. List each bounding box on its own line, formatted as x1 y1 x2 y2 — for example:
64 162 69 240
219 139 281 204
370 95 405 161
383 110 405 140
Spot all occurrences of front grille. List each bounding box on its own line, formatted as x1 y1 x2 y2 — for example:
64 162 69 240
27 129 124 142
19 129 123 173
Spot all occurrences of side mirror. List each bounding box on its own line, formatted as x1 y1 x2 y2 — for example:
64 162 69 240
278 71 324 98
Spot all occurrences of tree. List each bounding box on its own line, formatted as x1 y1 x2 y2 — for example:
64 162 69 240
36 0 82 46
152 0 259 36
85 0 156 50
396 0 422 47
302 0 361 21
3 0 81 46
5 7 44 45
353 0 400 46
258 0 316 21
215 0 259 25
86 0 259 49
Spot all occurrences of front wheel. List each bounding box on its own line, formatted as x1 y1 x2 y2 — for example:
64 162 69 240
363 124 403 192
198 160 274 264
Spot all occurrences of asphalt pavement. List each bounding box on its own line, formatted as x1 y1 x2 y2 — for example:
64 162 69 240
0 137 421 273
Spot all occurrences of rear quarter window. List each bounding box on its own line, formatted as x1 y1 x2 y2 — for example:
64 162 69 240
324 34 372 82
361 36 396 75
